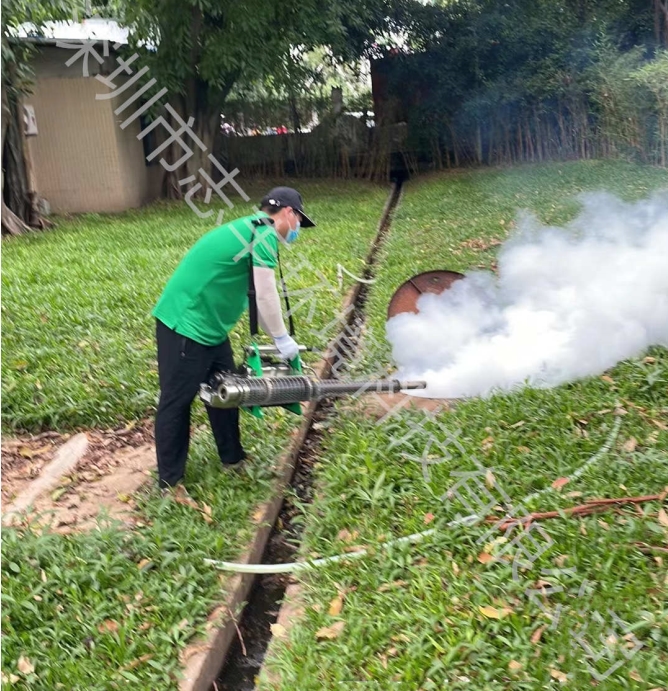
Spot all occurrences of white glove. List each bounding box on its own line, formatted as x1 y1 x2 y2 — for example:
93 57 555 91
274 333 300 360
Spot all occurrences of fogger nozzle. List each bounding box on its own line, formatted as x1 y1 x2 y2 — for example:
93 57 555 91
200 374 426 409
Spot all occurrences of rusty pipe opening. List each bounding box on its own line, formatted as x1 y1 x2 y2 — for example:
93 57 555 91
387 270 465 318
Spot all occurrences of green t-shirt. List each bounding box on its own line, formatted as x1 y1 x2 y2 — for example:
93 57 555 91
152 213 279 345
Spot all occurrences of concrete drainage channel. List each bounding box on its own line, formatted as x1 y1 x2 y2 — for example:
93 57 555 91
184 180 404 691
213 402 332 690
214 181 403 690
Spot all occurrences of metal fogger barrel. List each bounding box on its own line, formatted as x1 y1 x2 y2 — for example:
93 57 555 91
200 374 426 409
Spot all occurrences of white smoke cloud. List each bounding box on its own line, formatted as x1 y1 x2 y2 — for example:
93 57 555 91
387 192 668 398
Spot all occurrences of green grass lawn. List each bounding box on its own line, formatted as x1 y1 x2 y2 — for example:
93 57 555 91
1 180 389 690
258 161 668 691
1 180 385 432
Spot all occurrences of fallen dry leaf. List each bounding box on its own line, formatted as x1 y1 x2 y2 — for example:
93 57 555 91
97 619 119 634
629 669 643 682
17 656 34 675
200 503 213 523
270 623 287 639
481 436 494 453
554 554 569 568
174 496 198 510
328 593 344 616
551 477 570 491
479 605 512 619
180 643 210 663
657 508 668 528
601 375 615 385
336 528 358 543
451 561 460 576
517 446 531 454
622 437 638 453
122 654 153 671
316 620 345 640
378 580 408 592
508 660 523 671
485 469 496 488
550 668 568 683
531 625 546 645
23 444 52 458
423 512 435 525
477 552 495 565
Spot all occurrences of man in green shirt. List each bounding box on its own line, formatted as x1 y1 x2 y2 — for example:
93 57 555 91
152 187 315 488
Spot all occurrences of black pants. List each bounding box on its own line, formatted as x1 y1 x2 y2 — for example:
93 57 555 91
154 319 245 487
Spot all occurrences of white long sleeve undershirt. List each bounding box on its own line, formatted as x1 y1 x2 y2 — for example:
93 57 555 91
253 266 288 338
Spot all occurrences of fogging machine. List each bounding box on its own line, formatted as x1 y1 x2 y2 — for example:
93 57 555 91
198 217 425 417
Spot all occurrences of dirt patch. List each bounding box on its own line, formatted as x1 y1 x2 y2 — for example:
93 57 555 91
2 420 156 532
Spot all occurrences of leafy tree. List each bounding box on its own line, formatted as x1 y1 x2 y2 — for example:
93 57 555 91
634 50 668 164
1 0 83 235
120 0 433 195
381 0 664 166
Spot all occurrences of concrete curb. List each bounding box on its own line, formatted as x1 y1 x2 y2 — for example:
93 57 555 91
3 433 89 524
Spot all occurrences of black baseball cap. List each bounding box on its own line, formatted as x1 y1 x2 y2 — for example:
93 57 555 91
260 187 316 227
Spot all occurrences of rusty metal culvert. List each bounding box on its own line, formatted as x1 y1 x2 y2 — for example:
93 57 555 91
387 269 465 318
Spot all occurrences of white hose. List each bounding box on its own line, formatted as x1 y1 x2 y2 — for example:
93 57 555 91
205 413 624 574
337 264 376 291
523 414 622 506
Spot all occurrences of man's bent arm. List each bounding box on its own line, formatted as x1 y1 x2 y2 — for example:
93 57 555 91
253 266 288 338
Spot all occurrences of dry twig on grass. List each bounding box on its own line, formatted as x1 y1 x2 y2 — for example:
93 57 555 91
487 492 666 531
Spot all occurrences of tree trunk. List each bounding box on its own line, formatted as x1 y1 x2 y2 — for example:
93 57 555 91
3 93 28 235
158 68 238 203
655 0 668 47
1 199 30 235
154 6 241 203
448 122 459 167
475 123 482 165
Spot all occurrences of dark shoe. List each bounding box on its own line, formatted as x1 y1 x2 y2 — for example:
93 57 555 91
221 458 244 472
220 447 247 467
